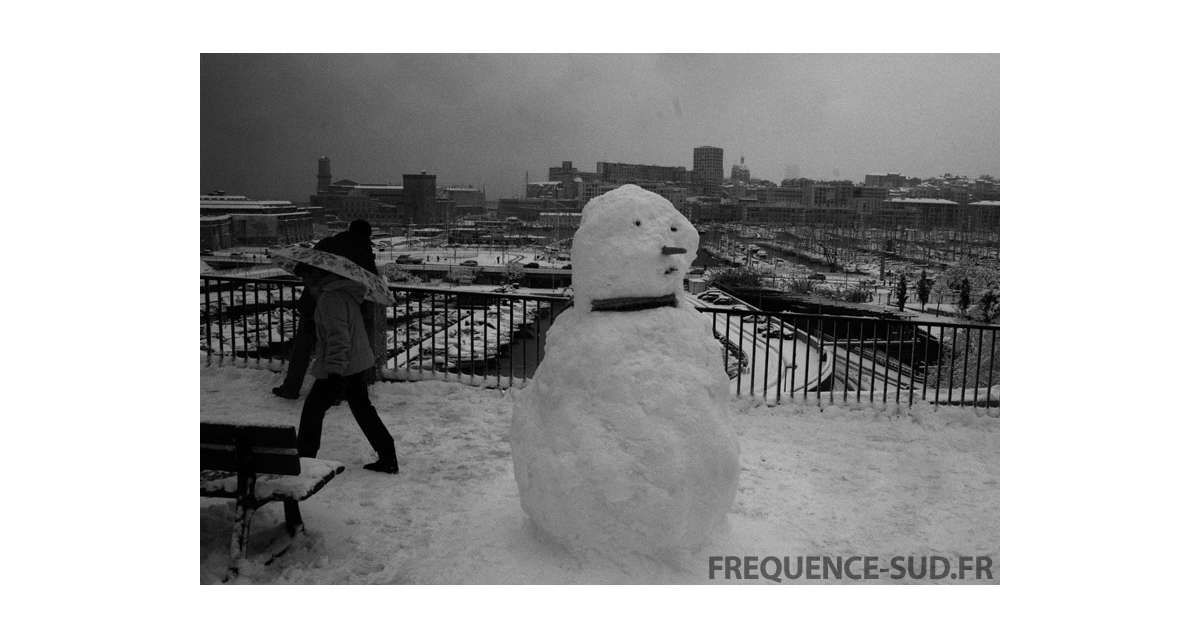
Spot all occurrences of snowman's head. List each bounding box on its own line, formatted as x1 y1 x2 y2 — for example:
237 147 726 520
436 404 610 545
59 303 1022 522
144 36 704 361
571 184 699 310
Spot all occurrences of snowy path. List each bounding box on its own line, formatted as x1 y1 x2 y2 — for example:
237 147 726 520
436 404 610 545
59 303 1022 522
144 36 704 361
201 365 999 584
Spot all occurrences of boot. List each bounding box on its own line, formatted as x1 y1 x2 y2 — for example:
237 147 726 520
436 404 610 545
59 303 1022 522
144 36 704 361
272 386 300 400
364 452 399 474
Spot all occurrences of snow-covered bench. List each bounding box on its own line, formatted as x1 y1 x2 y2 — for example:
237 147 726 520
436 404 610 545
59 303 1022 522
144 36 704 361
201 422 345 581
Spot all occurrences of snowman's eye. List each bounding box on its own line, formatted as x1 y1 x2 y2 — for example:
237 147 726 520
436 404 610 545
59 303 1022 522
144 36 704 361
670 226 677 232
634 220 641 226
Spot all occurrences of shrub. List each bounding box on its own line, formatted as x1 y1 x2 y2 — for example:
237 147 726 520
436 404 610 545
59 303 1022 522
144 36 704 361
788 278 816 294
709 267 763 290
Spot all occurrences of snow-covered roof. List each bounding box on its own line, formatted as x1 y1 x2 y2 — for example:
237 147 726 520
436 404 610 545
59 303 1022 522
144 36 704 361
200 200 295 210
968 200 1000 206
885 198 959 205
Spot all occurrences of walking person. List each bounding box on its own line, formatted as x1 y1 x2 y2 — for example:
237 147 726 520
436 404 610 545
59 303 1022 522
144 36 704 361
294 262 398 473
314 220 387 383
272 220 384 398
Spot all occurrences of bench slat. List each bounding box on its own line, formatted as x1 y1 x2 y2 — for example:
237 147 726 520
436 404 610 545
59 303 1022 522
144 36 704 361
201 448 300 475
201 423 297 448
200 423 301 476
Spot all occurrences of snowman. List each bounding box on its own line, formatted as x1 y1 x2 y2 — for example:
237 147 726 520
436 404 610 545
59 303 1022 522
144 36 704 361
510 184 740 568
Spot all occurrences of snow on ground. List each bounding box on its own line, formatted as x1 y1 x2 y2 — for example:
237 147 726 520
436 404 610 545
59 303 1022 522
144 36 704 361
200 364 998 584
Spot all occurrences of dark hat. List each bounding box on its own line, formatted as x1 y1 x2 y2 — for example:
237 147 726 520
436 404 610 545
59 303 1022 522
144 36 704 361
349 219 372 238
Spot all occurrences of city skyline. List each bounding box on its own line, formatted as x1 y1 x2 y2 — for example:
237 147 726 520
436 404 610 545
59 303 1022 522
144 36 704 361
201 53 999 203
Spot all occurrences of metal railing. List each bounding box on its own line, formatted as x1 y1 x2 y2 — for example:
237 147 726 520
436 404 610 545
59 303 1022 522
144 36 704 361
201 274 568 389
697 308 998 407
201 275 998 406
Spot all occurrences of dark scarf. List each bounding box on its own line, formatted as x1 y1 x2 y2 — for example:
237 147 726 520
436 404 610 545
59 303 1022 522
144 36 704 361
590 293 678 312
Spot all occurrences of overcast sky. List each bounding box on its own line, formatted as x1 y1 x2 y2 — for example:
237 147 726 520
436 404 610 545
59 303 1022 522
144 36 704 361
201 53 998 202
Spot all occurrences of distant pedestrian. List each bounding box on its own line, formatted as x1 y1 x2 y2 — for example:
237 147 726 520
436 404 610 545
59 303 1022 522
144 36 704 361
293 262 398 473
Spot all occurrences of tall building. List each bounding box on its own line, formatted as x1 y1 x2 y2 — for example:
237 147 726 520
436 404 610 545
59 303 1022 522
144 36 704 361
441 186 486 217
865 172 906 189
317 156 332 193
595 161 687 184
730 156 750 183
693 146 724 195
548 161 599 199
403 172 438 224
200 194 313 247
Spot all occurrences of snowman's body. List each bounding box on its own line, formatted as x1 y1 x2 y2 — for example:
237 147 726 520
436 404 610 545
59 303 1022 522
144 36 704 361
511 185 739 566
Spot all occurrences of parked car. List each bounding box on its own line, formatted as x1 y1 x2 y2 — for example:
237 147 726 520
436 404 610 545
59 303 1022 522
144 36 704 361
460 260 478 267
524 262 540 268
807 273 826 281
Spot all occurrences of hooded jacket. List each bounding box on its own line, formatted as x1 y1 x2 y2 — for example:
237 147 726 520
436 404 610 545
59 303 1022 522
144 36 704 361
310 275 376 378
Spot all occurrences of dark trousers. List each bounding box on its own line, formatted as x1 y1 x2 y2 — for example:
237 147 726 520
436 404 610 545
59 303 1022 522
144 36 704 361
279 319 316 394
297 370 395 460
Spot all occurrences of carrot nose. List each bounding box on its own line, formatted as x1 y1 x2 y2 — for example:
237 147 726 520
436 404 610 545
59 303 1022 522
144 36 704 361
661 246 687 255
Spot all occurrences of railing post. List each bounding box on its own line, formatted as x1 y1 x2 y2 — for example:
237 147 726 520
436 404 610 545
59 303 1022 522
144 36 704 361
986 329 996 409
789 316 799 399
816 317 825 406
830 318 839 403
869 320 879 402
253 282 261 367
265 282 274 366
521 299 529 379
204 277 213 366
240 281 248 365
974 327 984 408
908 323 917 407
508 297 515 386
855 319 865 402
749 312 759 398
884 320 894 404
216 278 225 363
921 323 931 403
960 327 970 406
456 299 463 383
775 319 784 404
948 327 958 404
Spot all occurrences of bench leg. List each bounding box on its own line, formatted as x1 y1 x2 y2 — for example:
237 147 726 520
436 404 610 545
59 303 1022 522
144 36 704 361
225 501 256 582
284 500 304 536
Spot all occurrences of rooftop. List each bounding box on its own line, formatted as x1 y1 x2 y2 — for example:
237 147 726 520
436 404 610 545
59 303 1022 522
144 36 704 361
200 200 295 210
352 184 405 191
885 198 960 205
